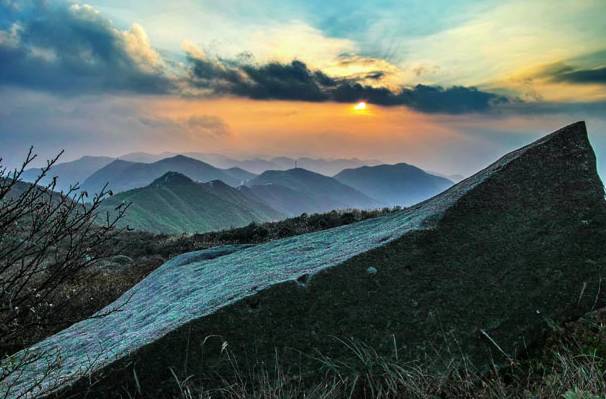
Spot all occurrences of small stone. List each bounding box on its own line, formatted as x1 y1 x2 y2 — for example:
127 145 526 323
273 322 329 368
296 274 309 287
366 266 378 274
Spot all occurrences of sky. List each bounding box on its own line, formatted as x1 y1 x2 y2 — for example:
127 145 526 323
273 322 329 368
1 0 606 177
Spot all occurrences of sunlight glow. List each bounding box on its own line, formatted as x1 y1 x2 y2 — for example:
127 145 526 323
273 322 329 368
354 101 367 111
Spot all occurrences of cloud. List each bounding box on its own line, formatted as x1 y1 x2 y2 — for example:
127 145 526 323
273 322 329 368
185 115 230 136
185 50 509 114
0 1 172 94
0 2 509 114
549 66 606 84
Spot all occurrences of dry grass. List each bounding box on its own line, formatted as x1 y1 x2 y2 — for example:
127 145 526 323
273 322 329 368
155 312 606 399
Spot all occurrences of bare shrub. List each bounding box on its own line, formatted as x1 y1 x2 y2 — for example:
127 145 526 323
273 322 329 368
0 149 127 398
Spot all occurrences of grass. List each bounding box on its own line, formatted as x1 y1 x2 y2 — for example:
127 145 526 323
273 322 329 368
121 309 606 399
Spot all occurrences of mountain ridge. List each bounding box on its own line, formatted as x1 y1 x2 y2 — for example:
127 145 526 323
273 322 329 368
81 155 246 194
98 171 284 234
247 167 382 214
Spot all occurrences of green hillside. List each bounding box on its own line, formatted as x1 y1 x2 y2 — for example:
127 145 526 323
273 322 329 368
99 172 284 234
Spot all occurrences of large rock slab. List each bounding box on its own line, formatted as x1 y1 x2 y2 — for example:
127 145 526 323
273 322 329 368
4 122 606 398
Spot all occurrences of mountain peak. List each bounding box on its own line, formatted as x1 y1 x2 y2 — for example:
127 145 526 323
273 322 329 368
151 171 194 186
160 154 196 163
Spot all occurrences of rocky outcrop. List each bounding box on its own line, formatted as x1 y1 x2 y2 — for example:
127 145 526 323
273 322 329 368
4 122 606 398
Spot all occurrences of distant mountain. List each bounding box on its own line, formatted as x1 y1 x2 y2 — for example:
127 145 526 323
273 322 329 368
426 170 466 183
239 184 324 217
334 163 454 206
99 172 284 234
246 168 381 215
81 155 244 194
287 157 380 176
184 153 379 175
184 153 278 174
229 159 281 174
21 156 115 192
118 152 173 163
223 167 256 184
115 151 379 175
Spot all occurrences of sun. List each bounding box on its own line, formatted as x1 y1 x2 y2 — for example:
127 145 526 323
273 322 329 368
353 101 367 111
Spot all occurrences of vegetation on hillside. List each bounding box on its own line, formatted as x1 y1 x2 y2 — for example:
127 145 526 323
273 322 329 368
0 149 127 398
192 309 606 398
98 172 284 234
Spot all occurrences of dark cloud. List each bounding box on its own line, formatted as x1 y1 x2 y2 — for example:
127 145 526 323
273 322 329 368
187 57 333 101
187 56 509 114
552 66 606 84
539 51 606 85
498 100 606 116
0 1 172 94
400 85 509 113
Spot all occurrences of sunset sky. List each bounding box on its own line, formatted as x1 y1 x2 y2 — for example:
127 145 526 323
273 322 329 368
1 0 605 177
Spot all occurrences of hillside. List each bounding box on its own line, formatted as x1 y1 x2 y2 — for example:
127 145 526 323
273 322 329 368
223 167 256 183
21 156 115 192
98 172 284 234
247 167 381 214
334 162 454 206
81 155 244 194
239 184 327 216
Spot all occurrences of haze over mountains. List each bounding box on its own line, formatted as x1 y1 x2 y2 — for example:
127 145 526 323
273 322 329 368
334 163 454 206
21 152 455 233
21 156 114 192
80 155 250 194
246 168 381 215
119 152 380 175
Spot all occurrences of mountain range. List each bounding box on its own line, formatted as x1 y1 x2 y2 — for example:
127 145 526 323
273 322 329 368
246 168 381 215
99 172 283 234
120 152 380 175
20 153 459 234
80 155 252 194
